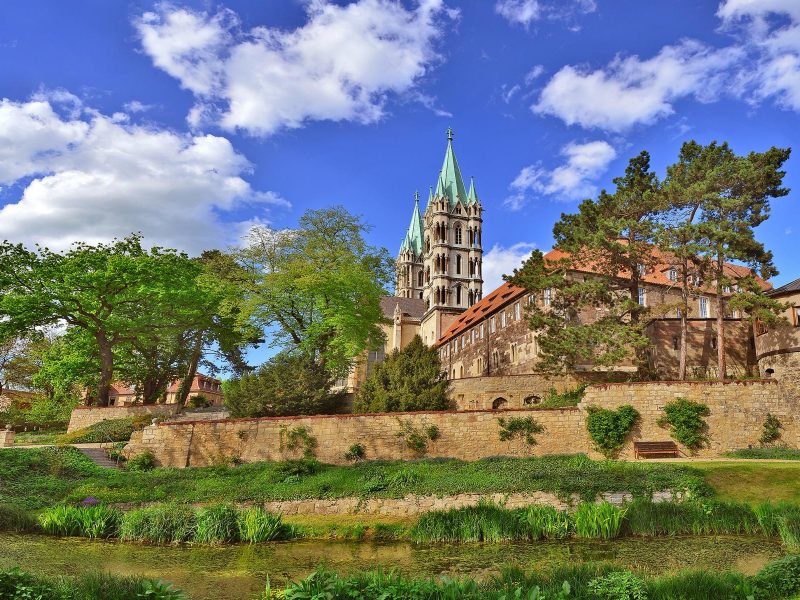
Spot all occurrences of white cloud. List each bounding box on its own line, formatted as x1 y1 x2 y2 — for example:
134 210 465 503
494 0 595 28
135 1 454 136
0 96 285 253
534 40 742 131
123 100 155 113
505 140 616 209
483 242 537 292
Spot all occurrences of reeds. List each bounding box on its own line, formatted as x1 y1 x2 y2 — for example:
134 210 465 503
411 502 529 543
521 505 572 539
574 501 625 539
194 504 239 544
0 503 36 532
37 505 121 539
237 507 290 543
119 504 197 544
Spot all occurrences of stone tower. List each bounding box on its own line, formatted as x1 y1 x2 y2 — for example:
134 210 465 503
397 128 483 345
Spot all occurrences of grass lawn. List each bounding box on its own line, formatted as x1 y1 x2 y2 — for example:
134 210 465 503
13 430 66 445
0 447 706 510
692 461 800 504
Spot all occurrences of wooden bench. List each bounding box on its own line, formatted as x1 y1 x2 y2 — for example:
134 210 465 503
634 441 679 459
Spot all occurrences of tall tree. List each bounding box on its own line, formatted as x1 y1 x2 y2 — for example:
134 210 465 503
690 143 790 379
0 235 203 406
234 207 394 379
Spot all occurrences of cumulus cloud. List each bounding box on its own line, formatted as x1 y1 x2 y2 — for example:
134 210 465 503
504 140 616 209
135 1 454 136
482 242 537 292
494 0 595 29
0 95 285 252
534 40 742 131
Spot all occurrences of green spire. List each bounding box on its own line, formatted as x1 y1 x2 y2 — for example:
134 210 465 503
467 176 478 204
434 127 467 208
399 191 424 256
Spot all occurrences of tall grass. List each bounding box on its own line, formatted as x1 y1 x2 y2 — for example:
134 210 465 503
624 498 761 536
647 570 753 600
237 507 290 543
119 504 197 544
521 505 572 539
194 504 239 544
37 505 120 539
0 503 36 532
411 503 529 542
574 502 625 539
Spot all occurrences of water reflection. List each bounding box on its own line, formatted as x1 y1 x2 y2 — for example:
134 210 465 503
0 533 783 600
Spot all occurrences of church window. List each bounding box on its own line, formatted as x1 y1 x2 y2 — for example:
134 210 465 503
456 286 462 305
468 289 474 306
454 225 462 244
543 288 552 307
456 254 462 274
511 342 518 362
492 349 499 367
468 228 474 245
418 270 424 287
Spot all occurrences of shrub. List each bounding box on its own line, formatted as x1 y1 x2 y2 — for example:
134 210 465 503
657 398 709 450
540 384 588 408
0 569 187 600
588 571 647 600
56 415 151 444
396 419 440 456
353 335 451 413
521 505 571 539
194 504 240 544
760 413 782 445
753 555 800 597
280 426 318 459
274 458 321 480
126 450 156 472
237 507 290 543
344 443 366 461
187 394 211 409
497 416 544 445
574 502 625 539
119 504 197 544
586 405 639 458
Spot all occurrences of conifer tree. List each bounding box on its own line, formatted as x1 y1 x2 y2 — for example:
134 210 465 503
353 335 450 413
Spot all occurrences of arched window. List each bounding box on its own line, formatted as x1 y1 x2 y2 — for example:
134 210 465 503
454 225 462 244
418 270 424 287
468 289 474 306
456 254 462 274
469 259 475 277
523 395 541 406
492 397 508 410
456 285 462 305
468 228 474 245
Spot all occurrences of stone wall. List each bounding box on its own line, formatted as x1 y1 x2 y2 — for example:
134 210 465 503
582 380 797 458
67 404 181 433
125 380 792 468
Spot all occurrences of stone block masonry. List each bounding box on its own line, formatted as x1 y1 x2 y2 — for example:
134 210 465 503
0 428 14 447
125 380 793 467
67 404 181 433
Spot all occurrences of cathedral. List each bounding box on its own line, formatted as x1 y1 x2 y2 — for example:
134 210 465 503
394 128 484 345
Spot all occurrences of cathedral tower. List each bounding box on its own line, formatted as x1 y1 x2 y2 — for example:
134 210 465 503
397 128 483 345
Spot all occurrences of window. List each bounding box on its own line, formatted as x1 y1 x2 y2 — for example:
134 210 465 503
668 268 677 282
500 311 506 328
756 320 769 336
543 288 552 307
514 302 521 320
480 322 485 338
417 270 424 287
456 254 462 274
672 336 679 351
454 225 462 244
461 336 465 349
510 342 518 362
456 286 462 305
491 316 496 333
638 287 646 306
699 297 709 318
637 264 646 276
527 294 535 305
794 307 800 327
722 285 731 294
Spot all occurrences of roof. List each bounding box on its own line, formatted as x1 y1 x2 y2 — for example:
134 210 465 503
768 277 800 297
380 296 426 320
433 129 472 208
543 247 771 291
399 194 424 256
435 282 527 347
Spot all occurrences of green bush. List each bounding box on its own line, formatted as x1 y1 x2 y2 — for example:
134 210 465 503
588 571 647 600
187 394 211 409
237 507 291 543
0 569 187 600
752 555 800 598
586 405 639 458
119 504 197 544
657 398 709 450
396 419 440 456
540 384 588 408
274 458 321 480
574 502 625 539
194 504 239 544
760 413 782 445
56 415 151 444
280 426 318 459
497 416 544 445
344 443 366 461
126 450 156 472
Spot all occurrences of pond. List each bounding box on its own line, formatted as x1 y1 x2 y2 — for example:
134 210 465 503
0 532 784 600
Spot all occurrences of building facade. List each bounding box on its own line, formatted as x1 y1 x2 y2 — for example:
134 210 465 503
755 277 800 381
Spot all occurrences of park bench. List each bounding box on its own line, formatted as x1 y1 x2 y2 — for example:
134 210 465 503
633 441 679 459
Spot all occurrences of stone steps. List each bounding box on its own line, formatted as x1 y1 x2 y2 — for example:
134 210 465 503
78 447 121 469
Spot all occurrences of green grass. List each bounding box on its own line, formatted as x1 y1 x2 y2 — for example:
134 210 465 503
693 461 800 504
13 429 65 445
38 504 121 539
725 448 800 460
0 447 709 510
55 416 151 444
0 569 186 600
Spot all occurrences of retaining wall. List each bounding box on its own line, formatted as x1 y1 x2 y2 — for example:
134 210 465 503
125 380 793 467
67 404 180 433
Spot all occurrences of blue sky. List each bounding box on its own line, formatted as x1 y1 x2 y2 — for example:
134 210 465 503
1 0 798 300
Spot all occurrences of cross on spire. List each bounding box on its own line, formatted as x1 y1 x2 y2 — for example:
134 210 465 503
414 190 420 202
446 126 454 141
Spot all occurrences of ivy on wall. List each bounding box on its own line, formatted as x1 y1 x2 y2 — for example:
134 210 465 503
497 416 545 445
585 405 640 458
657 398 709 450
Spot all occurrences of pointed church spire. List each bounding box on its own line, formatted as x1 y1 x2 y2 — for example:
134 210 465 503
399 191 424 256
435 127 468 208
467 175 478 204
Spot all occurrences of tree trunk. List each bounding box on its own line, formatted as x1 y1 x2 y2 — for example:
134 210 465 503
176 331 204 406
678 258 689 381
96 334 114 407
715 257 727 381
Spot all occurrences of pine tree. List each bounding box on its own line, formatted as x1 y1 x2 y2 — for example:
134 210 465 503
353 335 450 413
